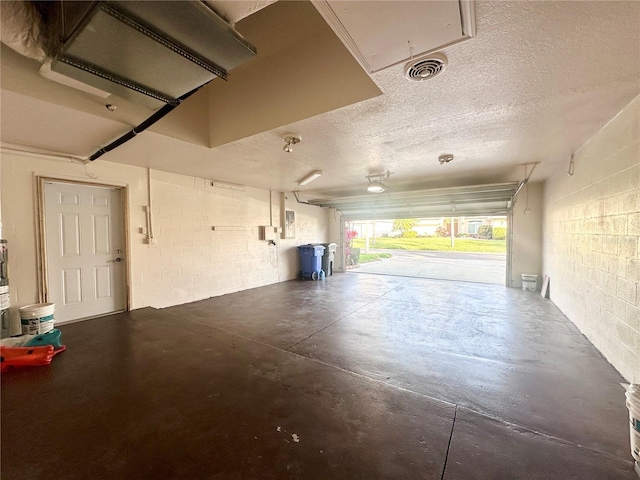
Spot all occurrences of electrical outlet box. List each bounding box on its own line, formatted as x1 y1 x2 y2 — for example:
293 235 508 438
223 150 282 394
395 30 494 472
259 226 278 241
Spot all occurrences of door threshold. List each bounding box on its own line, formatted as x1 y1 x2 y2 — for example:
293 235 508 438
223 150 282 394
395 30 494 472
55 310 126 326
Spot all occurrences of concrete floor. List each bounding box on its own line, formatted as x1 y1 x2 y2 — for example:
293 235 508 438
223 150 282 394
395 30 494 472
354 249 506 285
1 274 636 479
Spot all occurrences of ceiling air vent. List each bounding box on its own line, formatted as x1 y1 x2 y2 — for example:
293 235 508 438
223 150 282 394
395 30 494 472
404 53 447 82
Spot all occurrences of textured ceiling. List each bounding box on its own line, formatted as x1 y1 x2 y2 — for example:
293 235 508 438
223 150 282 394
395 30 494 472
1 1 639 199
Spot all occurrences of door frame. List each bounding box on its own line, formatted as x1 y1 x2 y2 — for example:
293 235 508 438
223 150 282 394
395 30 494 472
36 176 131 316
506 208 514 287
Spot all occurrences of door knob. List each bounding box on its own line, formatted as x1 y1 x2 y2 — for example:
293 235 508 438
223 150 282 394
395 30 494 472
108 257 122 263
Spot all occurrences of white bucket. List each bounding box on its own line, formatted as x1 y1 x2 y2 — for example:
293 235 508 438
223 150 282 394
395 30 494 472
19 303 55 335
521 274 538 291
626 384 640 463
0 284 9 310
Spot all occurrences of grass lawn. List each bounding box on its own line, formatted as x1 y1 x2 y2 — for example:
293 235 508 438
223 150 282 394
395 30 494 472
359 253 393 263
352 237 506 253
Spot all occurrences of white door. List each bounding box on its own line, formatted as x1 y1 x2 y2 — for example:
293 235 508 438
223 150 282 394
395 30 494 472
44 181 126 323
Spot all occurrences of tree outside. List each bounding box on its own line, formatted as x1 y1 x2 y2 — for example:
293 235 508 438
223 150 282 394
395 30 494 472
392 219 418 237
347 216 508 258
344 221 360 266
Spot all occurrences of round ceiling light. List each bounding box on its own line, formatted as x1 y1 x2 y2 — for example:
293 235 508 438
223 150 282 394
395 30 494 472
367 182 386 193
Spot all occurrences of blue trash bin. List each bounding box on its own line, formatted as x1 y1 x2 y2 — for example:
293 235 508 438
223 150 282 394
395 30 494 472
298 244 325 280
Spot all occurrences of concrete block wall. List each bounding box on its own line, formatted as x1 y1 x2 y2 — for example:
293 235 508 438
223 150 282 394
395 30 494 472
0 152 331 320
543 95 640 382
138 170 330 308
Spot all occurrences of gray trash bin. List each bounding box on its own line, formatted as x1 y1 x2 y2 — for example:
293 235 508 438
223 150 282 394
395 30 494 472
316 242 337 276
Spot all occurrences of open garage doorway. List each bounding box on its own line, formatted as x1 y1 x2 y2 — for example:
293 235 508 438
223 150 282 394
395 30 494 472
344 217 508 285
309 183 519 286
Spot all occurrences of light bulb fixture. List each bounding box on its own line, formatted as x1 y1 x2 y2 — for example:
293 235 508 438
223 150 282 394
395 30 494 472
283 134 301 153
365 171 392 193
298 170 323 186
438 154 454 164
367 181 385 193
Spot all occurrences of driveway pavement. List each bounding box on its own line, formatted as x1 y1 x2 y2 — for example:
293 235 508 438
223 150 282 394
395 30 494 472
351 249 506 285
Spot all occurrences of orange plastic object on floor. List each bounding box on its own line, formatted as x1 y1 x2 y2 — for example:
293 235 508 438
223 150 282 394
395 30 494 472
0 345 66 372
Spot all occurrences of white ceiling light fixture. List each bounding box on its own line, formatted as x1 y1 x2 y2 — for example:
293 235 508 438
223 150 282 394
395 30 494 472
405 53 448 82
367 181 386 193
298 170 323 186
283 134 301 153
366 171 393 193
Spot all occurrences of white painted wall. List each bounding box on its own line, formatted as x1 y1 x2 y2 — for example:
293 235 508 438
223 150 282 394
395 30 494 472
0 151 330 329
0 158 6 334
0 156 2 238
511 182 543 289
143 170 329 308
542 96 640 382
